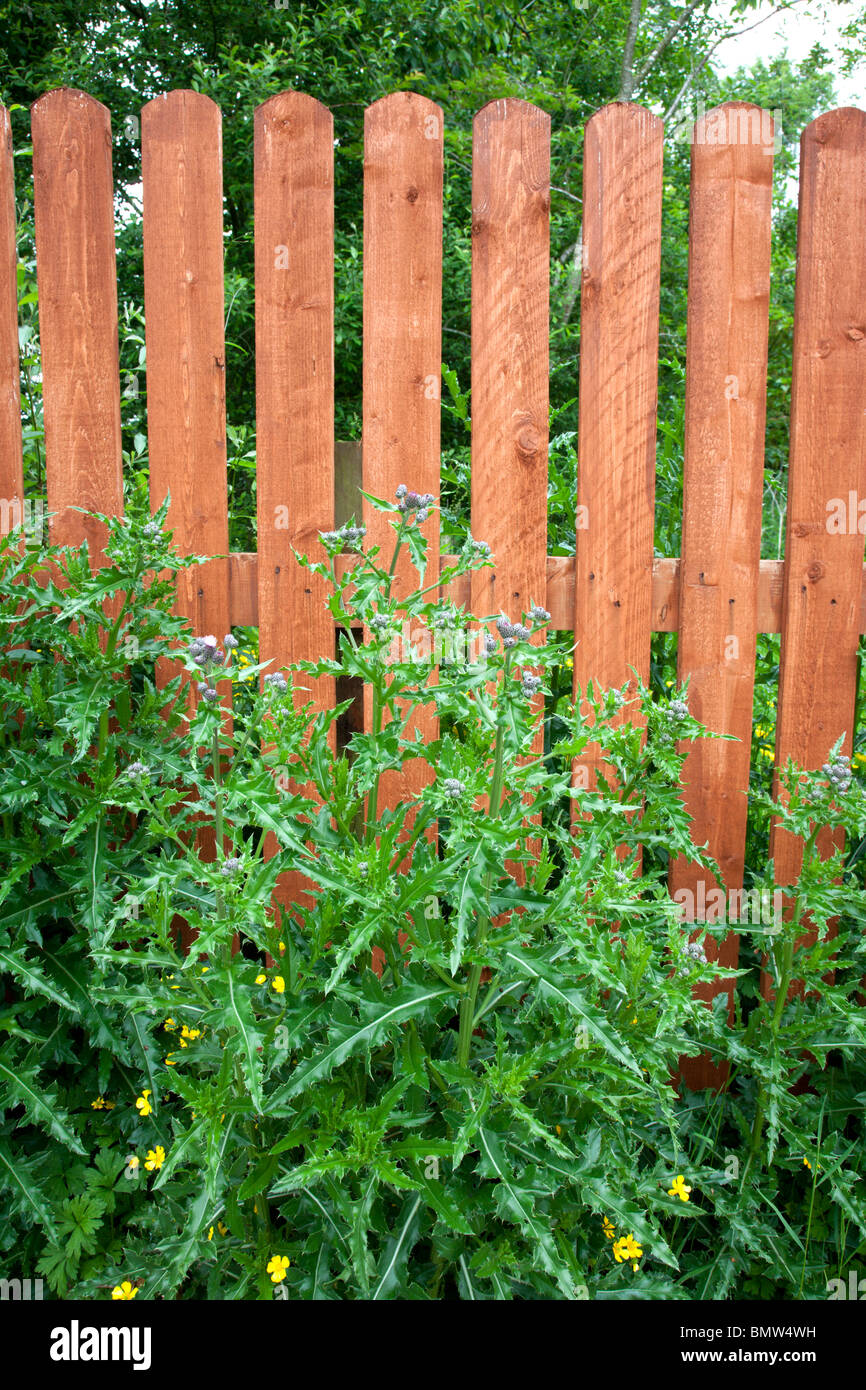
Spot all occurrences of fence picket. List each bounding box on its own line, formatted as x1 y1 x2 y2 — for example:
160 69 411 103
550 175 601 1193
766 107 866 995
572 104 663 803
0 105 23 532
670 104 774 1089
471 98 549 856
362 92 443 815
142 91 230 662
255 92 335 720
32 90 123 553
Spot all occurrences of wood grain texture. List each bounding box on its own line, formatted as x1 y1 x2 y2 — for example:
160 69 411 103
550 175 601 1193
227 551 866 637
255 92 335 719
470 99 549 647
362 92 443 813
142 91 230 656
572 103 663 799
32 90 123 554
670 104 774 1089
766 108 866 991
0 104 23 527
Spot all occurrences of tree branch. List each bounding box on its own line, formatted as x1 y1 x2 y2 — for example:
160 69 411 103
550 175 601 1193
617 0 644 102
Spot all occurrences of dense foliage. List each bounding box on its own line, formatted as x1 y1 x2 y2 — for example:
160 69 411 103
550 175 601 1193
1 500 865 1300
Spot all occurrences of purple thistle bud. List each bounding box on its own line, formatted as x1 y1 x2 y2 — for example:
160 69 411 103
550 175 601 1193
221 857 242 876
224 634 238 650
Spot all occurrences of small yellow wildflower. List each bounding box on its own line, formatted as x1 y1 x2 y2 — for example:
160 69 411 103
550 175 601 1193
144 1145 166 1172
164 1019 177 1031
668 1174 692 1202
126 1155 140 1172
135 1089 152 1118
165 1053 177 1066
278 941 286 955
111 1281 138 1301
272 976 286 994
200 966 210 974
218 1221 228 1236
207 1226 214 1240
613 1234 643 1272
91 1096 107 1110
602 1216 615 1241
266 1254 291 1283
803 1156 822 1172
255 973 267 985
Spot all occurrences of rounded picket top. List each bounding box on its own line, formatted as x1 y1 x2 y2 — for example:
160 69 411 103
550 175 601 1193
30 87 111 122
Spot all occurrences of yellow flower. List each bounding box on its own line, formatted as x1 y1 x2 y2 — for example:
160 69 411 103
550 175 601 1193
111 1281 138 1300
668 1174 692 1202
602 1216 615 1241
255 973 267 985
181 1025 202 1041
165 1053 177 1066
266 1254 290 1283
555 1124 562 1135
135 1089 152 1118
755 726 766 738
760 748 774 761
207 1226 214 1240
272 976 286 994
218 1221 228 1236
803 1156 821 1172
164 1018 177 1031
144 1145 166 1171
200 966 210 974
278 941 286 955
613 1234 643 1268
126 1155 140 1172
91 1096 107 1110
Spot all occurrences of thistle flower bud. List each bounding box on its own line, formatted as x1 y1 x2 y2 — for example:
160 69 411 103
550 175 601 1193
126 761 148 778
221 857 241 877
395 484 407 499
143 521 160 538
224 634 238 650
202 688 220 703
530 604 550 623
503 636 517 650
442 777 465 800
416 509 428 523
484 633 497 654
370 613 389 631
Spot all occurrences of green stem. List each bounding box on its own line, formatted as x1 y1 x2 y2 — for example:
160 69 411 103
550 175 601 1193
457 652 511 1067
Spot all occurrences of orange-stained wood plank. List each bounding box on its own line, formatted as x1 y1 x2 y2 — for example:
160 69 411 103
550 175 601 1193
471 98 549 645
227 550 866 639
362 91 443 815
0 104 23 530
254 91 336 916
766 107 866 993
255 92 335 716
142 90 230 653
572 103 663 800
471 97 549 863
669 104 774 1090
32 90 123 553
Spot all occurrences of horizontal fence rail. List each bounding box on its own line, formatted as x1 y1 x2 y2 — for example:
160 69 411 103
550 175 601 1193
2 89 866 1090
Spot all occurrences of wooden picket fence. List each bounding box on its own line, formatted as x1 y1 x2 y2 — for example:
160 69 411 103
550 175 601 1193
2 90 866 1089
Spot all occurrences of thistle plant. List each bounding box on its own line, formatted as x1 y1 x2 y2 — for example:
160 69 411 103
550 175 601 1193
1 495 865 1302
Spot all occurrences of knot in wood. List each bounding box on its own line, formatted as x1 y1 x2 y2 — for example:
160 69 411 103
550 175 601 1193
806 561 824 583
515 424 541 458
406 186 419 203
